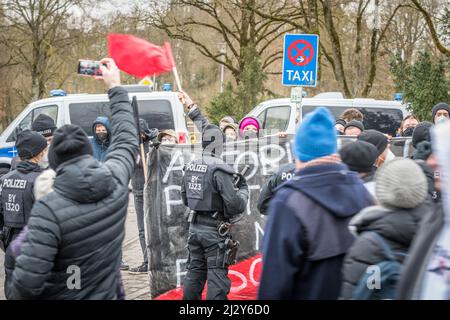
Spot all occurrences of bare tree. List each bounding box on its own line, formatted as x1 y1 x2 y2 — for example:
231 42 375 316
137 0 296 85
410 0 450 57
0 0 84 100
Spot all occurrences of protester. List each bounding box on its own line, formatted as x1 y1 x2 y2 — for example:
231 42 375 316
219 116 237 131
398 115 419 137
239 116 260 139
340 108 364 123
335 119 346 135
129 118 152 274
341 158 428 299
257 162 296 215
431 102 450 124
258 107 374 300
412 121 433 149
158 129 179 145
90 116 111 162
339 140 379 197
344 120 364 136
357 129 393 168
6 58 138 299
223 123 238 142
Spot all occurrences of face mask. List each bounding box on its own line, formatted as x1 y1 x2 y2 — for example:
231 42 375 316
97 132 108 141
225 134 237 142
402 126 415 137
436 116 448 124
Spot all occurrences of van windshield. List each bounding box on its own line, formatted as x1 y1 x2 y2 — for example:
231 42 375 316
69 99 175 136
302 105 403 136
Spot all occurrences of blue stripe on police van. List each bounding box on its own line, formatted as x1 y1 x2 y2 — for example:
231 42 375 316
0 146 18 158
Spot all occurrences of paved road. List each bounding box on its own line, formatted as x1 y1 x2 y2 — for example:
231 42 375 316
0 193 152 300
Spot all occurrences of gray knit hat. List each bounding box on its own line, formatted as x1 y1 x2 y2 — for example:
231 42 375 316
375 158 427 209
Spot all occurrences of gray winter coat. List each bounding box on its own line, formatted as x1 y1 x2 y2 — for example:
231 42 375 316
7 87 138 300
341 204 427 299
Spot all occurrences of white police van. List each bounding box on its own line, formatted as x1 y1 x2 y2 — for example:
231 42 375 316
0 85 189 175
246 92 409 136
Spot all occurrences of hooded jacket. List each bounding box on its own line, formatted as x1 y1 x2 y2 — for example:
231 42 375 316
258 163 374 300
340 203 427 299
90 116 111 162
7 87 138 300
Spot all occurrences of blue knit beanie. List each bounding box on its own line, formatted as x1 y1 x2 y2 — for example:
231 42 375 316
294 107 337 162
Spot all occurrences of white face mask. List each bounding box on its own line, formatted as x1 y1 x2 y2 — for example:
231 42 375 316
436 116 448 124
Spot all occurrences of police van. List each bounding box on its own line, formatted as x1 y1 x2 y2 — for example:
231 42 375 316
0 85 189 175
246 92 409 136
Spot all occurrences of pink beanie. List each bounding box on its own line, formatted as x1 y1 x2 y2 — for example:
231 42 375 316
239 117 260 137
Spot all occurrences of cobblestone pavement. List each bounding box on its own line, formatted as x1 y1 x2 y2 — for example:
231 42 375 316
0 193 154 300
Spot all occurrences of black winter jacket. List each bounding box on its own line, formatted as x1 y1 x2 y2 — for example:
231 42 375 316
341 204 427 299
8 87 138 300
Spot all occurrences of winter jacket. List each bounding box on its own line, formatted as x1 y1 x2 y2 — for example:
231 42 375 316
187 106 209 133
258 163 374 300
257 163 295 215
7 87 138 300
397 200 444 299
341 203 428 299
90 116 111 162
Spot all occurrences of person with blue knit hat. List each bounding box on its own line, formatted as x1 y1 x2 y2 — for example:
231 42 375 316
258 107 374 300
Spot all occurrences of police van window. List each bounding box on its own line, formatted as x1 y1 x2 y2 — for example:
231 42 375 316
7 105 58 142
69 99 175 136
302 105 402 136
137 100 175 131
259 106 291 134
69 102 111 136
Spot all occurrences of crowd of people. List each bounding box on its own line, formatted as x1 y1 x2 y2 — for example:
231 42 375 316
0 56 449 300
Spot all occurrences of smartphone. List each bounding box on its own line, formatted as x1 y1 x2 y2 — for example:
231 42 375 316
77 59 103 77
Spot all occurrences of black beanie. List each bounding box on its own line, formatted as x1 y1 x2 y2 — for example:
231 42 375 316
16 130 48 160
357 129 388 157
412 121 433 148
32 114 57 137
339 140 379 173
431 102 450 123
48 125 93 170
202 124 225 156
344 120 364 132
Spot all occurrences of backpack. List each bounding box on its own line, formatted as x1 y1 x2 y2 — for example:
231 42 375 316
352 232 406 300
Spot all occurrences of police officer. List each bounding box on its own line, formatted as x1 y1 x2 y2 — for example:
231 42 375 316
257 162 296 215
0 130 48 251
181 124 249 300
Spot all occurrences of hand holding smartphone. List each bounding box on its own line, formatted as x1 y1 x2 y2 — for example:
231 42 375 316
77 59 103 77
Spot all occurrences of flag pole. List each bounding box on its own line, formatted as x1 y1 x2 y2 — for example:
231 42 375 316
172 66 183 92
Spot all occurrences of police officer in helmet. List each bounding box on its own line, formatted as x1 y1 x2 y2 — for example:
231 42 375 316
0 130 48 251
181 124 249 300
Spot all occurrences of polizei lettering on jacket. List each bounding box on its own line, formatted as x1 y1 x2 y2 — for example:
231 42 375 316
2 178 27 189
186 163 208 173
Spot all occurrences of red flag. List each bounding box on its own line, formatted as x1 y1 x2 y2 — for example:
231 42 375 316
108 33 175 78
